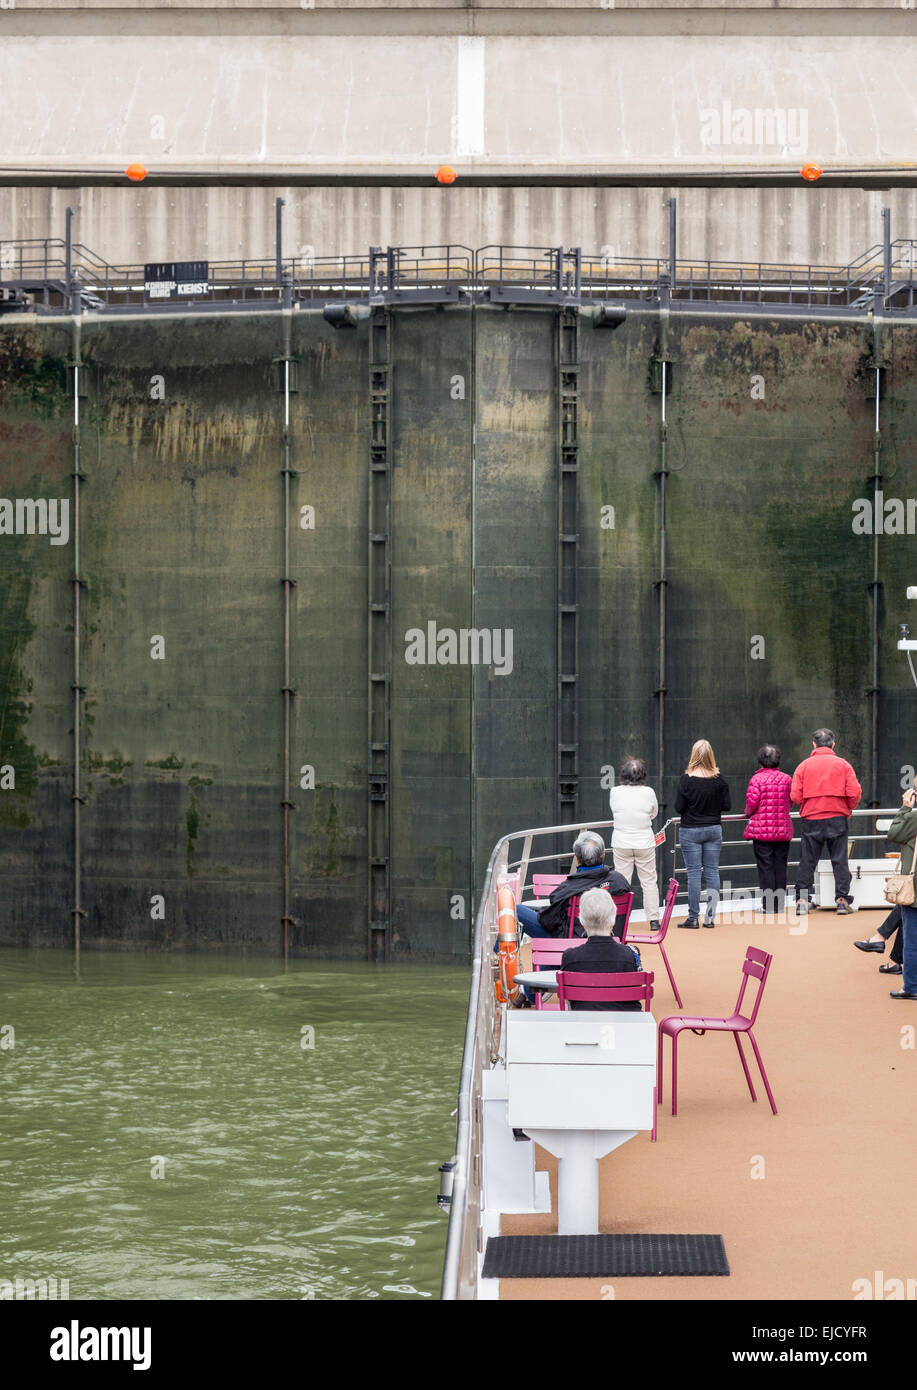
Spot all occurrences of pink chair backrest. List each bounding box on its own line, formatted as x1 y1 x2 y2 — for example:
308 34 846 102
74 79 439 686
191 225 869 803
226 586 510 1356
556 969 655 1008
531 936 588 970
565 890 634 939
531 874 566 898
497 872 521 900
656 879 679 937
734 946 773 1023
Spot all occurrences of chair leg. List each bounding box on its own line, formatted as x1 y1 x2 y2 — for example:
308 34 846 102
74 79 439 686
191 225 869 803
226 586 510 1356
656 1030 664 1106
659 944 683 1010
733 1030 757 1102
747 1030 778 1115
671 1032 678 1116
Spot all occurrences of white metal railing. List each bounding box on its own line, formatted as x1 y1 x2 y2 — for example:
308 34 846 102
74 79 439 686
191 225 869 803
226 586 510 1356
440 805 901 1299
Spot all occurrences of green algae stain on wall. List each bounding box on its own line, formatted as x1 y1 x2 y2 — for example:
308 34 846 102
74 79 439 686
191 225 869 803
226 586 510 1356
185 793 201 877
308 787 342 878
146 754 184 771
87 751 133 788
0 330 69 420
0 559 39 828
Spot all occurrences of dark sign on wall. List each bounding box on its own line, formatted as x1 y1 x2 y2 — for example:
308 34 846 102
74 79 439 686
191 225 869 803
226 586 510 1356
143 261 209 300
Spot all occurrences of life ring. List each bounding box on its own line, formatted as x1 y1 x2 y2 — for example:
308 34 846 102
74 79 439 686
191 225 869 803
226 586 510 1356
495 884 521 1005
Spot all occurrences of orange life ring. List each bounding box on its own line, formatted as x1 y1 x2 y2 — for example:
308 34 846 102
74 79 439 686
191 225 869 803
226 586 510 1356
495 884 521 1004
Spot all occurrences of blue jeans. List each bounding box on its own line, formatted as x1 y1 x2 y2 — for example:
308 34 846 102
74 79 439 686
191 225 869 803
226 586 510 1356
516 903 552 939
900 905 917 995
679 825 723 920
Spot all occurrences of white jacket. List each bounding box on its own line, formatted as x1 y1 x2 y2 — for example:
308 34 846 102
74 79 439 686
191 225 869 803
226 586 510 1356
609 785 658 849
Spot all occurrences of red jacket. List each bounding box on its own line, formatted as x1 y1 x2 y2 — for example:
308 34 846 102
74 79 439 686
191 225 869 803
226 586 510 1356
790 748 861 820
744 768 793 841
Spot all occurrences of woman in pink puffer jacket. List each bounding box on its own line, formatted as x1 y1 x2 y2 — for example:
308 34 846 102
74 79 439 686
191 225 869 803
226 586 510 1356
744 745 793 913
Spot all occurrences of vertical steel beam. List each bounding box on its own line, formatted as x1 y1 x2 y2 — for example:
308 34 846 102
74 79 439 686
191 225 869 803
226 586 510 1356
882 206 891 303
667 196 678 290
69 314 86 954
653 319 671 825
556 306 579 826
65 206 74 310
368 308 393 961
275 197 285 288
866 332 883 809
277 309 297 962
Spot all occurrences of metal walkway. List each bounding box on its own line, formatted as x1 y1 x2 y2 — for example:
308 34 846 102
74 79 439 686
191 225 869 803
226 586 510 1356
2 228 916 318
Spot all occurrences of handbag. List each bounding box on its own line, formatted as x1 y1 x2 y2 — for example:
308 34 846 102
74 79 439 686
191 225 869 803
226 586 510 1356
884 853 916 907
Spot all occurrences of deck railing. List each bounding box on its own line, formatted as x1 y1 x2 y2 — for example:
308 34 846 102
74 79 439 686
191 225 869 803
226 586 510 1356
3 238 916 313
440 805 901 1299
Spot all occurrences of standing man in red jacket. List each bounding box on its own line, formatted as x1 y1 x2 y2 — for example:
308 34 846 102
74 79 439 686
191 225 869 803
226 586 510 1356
791 729 862 915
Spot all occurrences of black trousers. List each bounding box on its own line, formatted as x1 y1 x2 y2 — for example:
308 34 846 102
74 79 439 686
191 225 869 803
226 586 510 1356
878 905 904 964
752 839 791 899
795 815 852 902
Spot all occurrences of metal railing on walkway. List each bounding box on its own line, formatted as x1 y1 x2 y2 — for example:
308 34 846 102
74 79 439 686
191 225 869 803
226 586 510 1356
3 233 916 316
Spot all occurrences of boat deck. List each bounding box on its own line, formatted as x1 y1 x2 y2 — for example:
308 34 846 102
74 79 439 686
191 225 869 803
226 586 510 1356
498 906 911 1301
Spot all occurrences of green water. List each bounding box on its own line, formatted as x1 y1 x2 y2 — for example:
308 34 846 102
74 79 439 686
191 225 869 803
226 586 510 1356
0 950 469 1301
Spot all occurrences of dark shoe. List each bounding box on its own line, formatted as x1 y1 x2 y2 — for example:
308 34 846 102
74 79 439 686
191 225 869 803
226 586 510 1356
880 963 903 975
889 990 917 999
795 900 809 915
649 920 661 931
836 898 854 915
679 916 699 930
854 939 885 953
703 916 716 928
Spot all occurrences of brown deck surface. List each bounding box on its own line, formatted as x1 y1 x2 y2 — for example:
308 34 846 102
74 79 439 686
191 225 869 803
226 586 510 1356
499 907 914 1300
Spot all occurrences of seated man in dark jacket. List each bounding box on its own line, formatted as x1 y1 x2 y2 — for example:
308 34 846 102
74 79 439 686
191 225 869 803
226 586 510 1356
560 888 642 1011
516 830 630 940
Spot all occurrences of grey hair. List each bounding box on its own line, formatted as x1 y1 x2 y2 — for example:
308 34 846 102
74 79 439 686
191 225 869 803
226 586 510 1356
579 888 615 934
573 830 606 867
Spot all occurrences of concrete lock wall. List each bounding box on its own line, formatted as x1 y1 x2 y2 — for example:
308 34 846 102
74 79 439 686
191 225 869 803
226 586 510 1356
1 305 915 958
3 2 917 267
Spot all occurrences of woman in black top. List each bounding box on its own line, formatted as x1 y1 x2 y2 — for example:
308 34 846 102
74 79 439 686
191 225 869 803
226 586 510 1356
675 739 731 928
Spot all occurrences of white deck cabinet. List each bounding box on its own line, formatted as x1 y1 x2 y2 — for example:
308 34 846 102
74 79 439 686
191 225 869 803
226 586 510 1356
505 1011 657 1235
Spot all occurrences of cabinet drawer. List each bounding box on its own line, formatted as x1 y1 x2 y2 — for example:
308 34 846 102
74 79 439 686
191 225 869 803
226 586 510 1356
507 1063 656 1130
506 1012 656 1066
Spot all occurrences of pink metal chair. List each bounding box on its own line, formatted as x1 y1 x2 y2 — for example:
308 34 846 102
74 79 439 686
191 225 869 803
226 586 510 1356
656 945 777 1121
565 891 634 939
530 873 566 901
530 936 587 1011
556 969 655 1009
622 879 683 1008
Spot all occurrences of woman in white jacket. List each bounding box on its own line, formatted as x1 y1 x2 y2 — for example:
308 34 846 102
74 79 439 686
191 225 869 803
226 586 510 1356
609 757 661 930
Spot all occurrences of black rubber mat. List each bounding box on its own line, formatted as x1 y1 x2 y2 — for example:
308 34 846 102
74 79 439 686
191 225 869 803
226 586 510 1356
482 1233 729 1279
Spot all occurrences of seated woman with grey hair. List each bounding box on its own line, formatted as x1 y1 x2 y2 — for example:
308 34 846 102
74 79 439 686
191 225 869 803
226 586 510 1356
559 888 643 1011
515 829 630 941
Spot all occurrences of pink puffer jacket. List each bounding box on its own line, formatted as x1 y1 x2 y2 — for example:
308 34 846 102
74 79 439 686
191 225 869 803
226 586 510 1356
744 768 793 841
